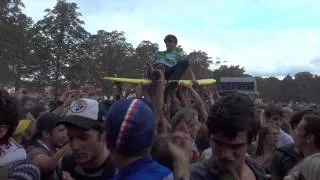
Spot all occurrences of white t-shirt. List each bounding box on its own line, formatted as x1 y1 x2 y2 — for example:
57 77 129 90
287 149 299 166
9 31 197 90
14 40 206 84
277 128 294 148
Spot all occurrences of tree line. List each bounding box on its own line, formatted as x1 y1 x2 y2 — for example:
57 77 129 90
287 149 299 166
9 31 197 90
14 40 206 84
1 0 320 102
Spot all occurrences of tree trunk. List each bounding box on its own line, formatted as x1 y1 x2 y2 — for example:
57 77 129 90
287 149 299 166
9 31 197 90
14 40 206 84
14 74 20 90
54 55 60 99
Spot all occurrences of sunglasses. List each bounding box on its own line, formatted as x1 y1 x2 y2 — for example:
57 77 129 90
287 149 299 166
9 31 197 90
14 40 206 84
165 39 176 43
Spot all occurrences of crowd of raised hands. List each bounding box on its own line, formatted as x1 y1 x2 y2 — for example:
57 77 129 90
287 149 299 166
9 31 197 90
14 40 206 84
4 66 320 180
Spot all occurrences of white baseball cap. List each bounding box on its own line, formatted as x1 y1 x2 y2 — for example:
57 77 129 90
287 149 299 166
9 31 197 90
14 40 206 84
59 98 106 129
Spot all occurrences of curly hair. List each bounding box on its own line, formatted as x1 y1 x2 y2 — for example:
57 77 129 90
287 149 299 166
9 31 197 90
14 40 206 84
207 93 260 144
171 108 198 130
0 89 20 142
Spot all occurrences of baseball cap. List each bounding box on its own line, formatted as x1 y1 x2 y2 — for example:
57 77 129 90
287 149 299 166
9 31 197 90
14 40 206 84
36 112 61 132
60 98 107 129
164 34 177 43
105 98 156 154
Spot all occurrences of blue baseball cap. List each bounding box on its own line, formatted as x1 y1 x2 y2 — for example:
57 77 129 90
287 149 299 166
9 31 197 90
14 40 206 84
105 98 156 154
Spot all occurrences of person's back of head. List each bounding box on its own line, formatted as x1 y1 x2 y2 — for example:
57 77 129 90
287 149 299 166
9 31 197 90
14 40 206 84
105 98 172 179
106 98 156 158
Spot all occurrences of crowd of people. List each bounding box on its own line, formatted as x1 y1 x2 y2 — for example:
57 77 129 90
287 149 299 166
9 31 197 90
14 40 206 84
1 35 320 180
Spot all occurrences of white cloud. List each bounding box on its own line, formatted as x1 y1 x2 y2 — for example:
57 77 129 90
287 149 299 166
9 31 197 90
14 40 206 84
21 0 320 77
220 28 320 76
22 0 56 22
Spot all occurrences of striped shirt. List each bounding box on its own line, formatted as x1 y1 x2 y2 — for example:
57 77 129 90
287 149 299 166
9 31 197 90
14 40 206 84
6 159 40 180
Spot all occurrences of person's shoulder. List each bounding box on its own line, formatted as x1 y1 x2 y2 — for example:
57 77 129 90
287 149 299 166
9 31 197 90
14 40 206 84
102 154 117 176
279 129 293 140
190 159 216 180
275 143 296 156
162 173 174 180
246 156 268 179
190 158 212 170
155 51 166 55
201 148 212 159
150 160 172 175
58 154 76 171
8 159 41 180
277 132 294 148
277 143 294 151
54 154 75 179
26 145 49 160
274 144 303 162
175 51 184 56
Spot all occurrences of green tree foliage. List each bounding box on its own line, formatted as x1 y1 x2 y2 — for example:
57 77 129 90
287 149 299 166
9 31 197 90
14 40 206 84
212 65 249 80
0 0 33 88
135 40 159 77
31 0 89 96
1 0 320 102
187 51 213 79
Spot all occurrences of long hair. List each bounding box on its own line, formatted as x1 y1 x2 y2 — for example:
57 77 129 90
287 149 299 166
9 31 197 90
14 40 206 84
255 123 278 156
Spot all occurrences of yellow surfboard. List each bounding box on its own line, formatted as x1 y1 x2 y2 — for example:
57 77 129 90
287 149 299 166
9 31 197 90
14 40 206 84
103 77 216 85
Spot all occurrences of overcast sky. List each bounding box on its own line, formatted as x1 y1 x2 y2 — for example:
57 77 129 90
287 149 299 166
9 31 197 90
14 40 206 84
22 0 320 77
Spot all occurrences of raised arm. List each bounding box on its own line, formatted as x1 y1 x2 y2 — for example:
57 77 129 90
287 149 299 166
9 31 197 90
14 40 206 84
188 85 208 123
151 69 165 125
178 85 191 108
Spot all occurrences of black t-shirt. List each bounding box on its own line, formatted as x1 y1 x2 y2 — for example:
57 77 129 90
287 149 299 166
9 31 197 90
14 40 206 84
54 154 116 180
270 144 304 179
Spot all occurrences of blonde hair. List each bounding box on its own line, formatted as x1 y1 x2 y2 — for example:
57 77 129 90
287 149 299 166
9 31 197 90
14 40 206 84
171 108 198 130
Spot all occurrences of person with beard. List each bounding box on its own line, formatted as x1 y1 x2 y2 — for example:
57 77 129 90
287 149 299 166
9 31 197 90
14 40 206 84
27 112 70 180
190 93 267 180
0 89 40 180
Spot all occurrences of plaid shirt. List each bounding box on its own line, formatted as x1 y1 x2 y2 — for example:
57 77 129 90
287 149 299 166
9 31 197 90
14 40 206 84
190 156 267 180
